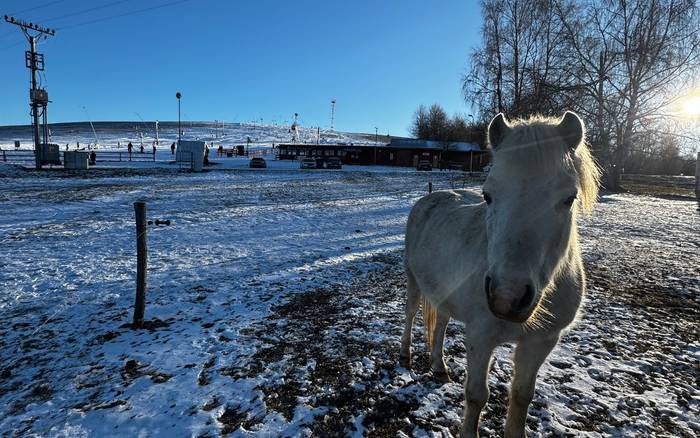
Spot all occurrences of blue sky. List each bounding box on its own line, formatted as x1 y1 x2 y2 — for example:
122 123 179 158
0 0 481 136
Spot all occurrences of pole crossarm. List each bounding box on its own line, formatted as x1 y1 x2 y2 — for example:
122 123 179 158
4 15 56 37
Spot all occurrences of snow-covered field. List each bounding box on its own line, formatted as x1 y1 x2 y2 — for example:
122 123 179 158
0 162 698 437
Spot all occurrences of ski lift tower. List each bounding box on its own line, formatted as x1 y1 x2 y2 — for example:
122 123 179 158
290 112 300 142
4 15 56 169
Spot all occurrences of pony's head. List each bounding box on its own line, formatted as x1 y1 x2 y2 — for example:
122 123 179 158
482 111 600 325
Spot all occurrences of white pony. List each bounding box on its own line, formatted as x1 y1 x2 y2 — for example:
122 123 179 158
400 112 600 437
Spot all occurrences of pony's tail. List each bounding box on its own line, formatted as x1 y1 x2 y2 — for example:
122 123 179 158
421 295 437 351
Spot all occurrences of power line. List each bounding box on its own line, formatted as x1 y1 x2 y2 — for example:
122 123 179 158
9 0 67 16
40 0 136 24
58 0 197 31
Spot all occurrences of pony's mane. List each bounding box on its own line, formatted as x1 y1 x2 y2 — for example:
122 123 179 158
490 114 601 214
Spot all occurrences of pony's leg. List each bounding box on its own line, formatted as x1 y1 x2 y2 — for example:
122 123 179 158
504 334 559 438
430 310 451 382
399 270 421 368
460 338 497 438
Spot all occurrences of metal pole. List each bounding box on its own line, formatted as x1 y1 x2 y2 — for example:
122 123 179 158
176 92 182 147
133 201 147 328
374 127 378 165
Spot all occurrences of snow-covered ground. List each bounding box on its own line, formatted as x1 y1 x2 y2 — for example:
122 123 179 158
0 162 697 437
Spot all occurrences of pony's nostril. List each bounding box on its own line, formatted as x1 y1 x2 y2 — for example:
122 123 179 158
515 284 535 311
484 276 492 300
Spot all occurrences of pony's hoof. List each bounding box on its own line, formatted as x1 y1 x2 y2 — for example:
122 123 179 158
398 354 411 369
433 370 452 383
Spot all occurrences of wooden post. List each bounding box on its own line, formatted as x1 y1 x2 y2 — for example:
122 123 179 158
429 182 433 193
133 201 147 327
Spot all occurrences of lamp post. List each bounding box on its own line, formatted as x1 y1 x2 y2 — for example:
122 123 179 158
176 92 182 147
374 127 379 164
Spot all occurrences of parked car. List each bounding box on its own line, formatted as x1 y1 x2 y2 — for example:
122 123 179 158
300 158 316 169
249 157 267 168
326 157 342 169
417 160 433 171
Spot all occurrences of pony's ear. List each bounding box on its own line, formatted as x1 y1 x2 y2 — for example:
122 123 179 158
487 113 510 149
558 111 584 151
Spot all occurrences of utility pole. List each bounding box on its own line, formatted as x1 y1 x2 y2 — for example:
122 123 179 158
5 15 56 169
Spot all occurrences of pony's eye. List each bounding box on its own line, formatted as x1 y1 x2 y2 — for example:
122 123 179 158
483 192 492 205
563 195 577 207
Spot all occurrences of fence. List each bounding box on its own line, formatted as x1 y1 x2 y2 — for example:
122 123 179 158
1 149 36 165
1 150 166 166
94 151 156 163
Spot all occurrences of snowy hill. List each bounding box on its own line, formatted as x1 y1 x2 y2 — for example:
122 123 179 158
0 121 382 150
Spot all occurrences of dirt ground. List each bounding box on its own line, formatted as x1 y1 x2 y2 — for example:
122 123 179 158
211 249 698 437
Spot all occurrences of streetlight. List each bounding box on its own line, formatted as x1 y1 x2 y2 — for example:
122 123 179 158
176 92 182 147
374 127 379 165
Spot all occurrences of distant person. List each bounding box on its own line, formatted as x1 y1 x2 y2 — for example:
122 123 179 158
140 144 144 154
170 142 176 155
204 146 210 165
127 142 133 154
89 151 96 165
117 141 121 148
218 145 224 157
76 141 80 150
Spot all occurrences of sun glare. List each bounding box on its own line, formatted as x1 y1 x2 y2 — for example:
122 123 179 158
681 95 700 117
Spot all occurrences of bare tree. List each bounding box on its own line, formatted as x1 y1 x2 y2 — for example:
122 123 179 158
464 0 700 186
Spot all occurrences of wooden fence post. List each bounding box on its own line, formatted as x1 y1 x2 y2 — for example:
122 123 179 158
133 201 147 327
429 182 433 193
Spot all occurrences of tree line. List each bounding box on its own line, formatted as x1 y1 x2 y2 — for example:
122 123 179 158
462 0 700 187
410 104 485 147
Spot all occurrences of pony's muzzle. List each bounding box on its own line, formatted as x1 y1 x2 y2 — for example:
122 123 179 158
485 275 536 323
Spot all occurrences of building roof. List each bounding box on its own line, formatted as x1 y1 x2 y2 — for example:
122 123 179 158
387 138 482 152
